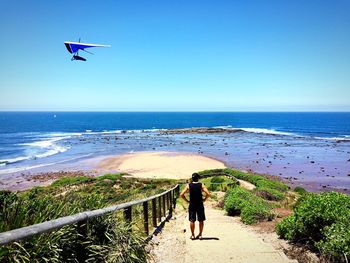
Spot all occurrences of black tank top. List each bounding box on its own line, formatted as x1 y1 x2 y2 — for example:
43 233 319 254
189 182 203 206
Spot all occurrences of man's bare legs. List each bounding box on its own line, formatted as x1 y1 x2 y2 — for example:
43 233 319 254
190 221 204 239
190 221 195 239
199 221 204 239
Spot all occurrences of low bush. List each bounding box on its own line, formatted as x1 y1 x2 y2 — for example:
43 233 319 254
210 176 225 184
96 173 124 181
198 168 289 191
207 176 225 191
276 191 350 261
293 186 307 194
316 222 350 261
51 176 94 187
198 170 239 192
223 168 289 192
254 187 285 201
224 187 274 224
255 179 288 192
197 169 225 178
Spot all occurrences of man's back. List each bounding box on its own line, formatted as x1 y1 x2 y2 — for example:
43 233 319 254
189 182 203 206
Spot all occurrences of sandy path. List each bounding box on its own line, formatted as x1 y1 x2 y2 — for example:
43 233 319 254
98 152 226 179
151 204 296 263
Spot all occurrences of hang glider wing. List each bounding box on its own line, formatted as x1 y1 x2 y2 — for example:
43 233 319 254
64 41 111 54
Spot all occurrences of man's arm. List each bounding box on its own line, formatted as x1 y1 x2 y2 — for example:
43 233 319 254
202 185 210 202
180 184 190 203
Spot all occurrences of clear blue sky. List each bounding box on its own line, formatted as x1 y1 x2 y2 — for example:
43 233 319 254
0 0 349 111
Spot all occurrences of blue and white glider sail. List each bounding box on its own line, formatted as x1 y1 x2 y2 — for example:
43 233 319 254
64 42 111 54
64 41 111 61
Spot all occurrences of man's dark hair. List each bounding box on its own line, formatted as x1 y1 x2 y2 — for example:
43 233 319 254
192 173 200 182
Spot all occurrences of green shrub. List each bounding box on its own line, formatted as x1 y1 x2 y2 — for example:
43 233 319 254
316 222 350 260
241 202 273 224
207 176 224 191
198 171 239 192
254 187 285 201
294 186 307 194
255 179 288 192
96 173 123 181
210 176 225 184
142 183 156 190
276 191 350 261
51 176 94 187
197 169 225 178
222 168 289 192
224 187 274 224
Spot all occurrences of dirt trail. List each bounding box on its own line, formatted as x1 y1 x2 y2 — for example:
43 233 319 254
150 204 297 263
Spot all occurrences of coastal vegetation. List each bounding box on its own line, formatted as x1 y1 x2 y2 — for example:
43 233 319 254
1 168 349 262
276 191 350 262
198 168 289 224
199 168 350 262
200 174 239 192
224 187 275 224
0 174 175 262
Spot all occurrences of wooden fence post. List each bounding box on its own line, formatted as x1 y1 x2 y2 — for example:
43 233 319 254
162 194 166 218
152 198 157 228
172 189 176 208
124 206 132 232
77 220 88 263
169 191 173 217
166 192 169 210
168 192 171 209
143 201 149 236
158 197 162 222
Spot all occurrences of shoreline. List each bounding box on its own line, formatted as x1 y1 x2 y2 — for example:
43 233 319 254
0 150 348 194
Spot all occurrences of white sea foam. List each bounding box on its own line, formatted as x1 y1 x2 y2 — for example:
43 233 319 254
84 130 122 135
213 125 233 129
238 128 296 136
2 136 71 165
48 132 82 137
0 156 32 165
0 154 93 175
34 145 69 158
212 126 297 136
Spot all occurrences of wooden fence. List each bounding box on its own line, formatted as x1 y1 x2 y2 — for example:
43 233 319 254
0 184 180 246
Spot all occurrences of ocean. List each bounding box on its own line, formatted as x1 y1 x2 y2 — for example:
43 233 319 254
0 112 349 192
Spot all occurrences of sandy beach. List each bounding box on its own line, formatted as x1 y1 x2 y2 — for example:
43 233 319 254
97 151 226 180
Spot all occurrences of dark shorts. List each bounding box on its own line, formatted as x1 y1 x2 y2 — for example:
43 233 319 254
189 204 205 222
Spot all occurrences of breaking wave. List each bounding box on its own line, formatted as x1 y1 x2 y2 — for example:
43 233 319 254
0 154 93 175
0 135 71 166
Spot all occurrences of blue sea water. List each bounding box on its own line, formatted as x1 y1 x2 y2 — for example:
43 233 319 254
0 112 349 192
1 112 349 136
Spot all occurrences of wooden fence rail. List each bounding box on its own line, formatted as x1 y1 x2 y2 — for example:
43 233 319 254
0 184 180 246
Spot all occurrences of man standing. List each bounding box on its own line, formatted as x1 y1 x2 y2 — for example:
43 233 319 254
180 173 210 240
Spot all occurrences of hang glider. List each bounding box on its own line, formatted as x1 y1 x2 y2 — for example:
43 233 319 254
64 39 111 61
